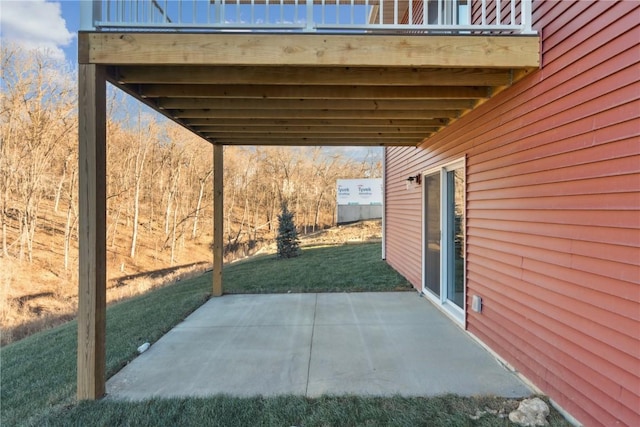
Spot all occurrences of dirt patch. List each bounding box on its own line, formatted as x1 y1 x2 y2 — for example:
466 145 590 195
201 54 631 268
253 220 382 257
301 220 382 246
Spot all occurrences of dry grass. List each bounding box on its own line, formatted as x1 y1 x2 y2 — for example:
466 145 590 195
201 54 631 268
0 257 77 346
0 257 211 346
106 261 211 304
0 207 217 346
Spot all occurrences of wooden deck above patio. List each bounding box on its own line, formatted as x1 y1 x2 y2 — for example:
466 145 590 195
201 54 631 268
79 32 539 146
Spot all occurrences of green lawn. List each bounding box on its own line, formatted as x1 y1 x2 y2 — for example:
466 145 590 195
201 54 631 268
225 243 412 293
1 243 570 426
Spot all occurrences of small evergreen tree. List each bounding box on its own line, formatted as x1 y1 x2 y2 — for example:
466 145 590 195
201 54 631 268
276 202 301 259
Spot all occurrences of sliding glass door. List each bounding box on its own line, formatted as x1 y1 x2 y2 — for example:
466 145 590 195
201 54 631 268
445 166 465 309
423 160 466 321
424 172 441 297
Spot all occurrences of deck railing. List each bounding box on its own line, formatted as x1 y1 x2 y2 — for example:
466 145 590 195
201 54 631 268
80 0 535 34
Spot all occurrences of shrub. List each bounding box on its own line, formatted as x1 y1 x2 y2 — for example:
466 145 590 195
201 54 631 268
276 203 301 259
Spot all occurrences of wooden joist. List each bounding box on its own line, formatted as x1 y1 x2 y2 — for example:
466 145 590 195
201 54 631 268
192 126 440 133
115 66 513 86
140 84 487 100
172 109 459 119
183 118 449 127
156 98 475 111
210 137 425 146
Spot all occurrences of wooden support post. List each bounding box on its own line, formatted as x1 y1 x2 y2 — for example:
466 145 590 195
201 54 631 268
77 64 107 400
212 144 223 297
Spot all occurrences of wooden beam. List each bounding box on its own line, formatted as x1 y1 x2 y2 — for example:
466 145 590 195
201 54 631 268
77 64 107 400
205 132 429 139
115 66 512 86
141 84 487 99
194 126 439 133
173 109 459 119
156 98 474 111
212 137 424 146
184 118 448 127
212 144 223 297
81 33 540 68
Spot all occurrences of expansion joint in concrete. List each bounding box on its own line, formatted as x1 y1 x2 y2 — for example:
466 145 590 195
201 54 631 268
305 293 318 397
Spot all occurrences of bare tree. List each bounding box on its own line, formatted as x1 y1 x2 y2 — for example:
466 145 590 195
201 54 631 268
106 119 132 249
161 139 185 237
129 111 154 258
191 156 213 239
0 45 76 262
63 149 78 271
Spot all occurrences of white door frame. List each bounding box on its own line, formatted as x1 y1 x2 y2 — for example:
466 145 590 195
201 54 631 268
421 158 466 325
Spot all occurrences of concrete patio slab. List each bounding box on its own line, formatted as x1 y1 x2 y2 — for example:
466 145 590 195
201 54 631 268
107 292 532 400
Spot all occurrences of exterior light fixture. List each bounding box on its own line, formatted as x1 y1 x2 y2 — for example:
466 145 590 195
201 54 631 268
406 174 422 190
407 174 421 185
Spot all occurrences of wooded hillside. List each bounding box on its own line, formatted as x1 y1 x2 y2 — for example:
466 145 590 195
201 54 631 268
0 46 381 344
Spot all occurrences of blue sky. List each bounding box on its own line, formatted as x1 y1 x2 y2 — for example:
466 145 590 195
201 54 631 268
0 0 80 63
60 0 81 62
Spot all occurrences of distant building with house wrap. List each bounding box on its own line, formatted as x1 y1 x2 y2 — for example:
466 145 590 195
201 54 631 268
336 178 383 224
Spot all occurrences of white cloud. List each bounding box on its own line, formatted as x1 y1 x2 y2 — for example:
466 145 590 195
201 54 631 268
0 0 74 60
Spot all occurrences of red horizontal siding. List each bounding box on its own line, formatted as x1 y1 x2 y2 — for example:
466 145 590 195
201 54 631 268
469 173 639 200
468 192 638 211
468 227 639 280
467 243 639 321
469 209 640 229
543 2 638 66
468 156 640 192
466 281 639 402
468 255 638 356
468 117 639 176
468 278 638 427
384 2 640 426
469 218 639 257
385 146 424 287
